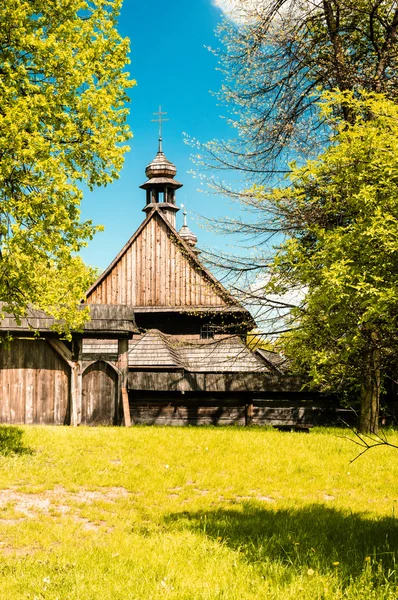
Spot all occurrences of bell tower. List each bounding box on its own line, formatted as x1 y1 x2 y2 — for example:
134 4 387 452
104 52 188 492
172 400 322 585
139 107 182 229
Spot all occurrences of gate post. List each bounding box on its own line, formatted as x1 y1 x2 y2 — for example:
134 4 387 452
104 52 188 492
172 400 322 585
118 337 130 426
71 338 83 426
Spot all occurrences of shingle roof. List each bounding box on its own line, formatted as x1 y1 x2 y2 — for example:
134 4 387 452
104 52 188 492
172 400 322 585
0 303 137 336
128 330 184 369
177 337 271 373
255 349 290 374
128 330 275 373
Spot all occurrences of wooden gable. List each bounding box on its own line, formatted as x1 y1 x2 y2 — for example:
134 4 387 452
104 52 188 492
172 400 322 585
86 209 238 309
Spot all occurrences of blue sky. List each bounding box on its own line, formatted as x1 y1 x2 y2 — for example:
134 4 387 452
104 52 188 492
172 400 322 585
79 0 237 271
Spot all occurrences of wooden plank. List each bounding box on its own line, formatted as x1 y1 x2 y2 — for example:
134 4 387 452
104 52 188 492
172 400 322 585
127 243 132 305
170 233 176 306
25 363 34 425
70 338 82 426
245 401 253 426
159 218 165 305
116 256 122 303
122 388 131 427
118 338 129 426
135 235 141 306
155 219 161 305
144 222 149 305
3 348 10 423
151 217 156 306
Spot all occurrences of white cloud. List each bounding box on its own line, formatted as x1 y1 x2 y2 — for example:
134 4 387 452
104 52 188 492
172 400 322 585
212 0 322 23
213 0 240 14
212 0 262 23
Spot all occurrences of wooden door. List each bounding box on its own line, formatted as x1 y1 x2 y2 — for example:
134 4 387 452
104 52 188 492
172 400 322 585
81 361 118 425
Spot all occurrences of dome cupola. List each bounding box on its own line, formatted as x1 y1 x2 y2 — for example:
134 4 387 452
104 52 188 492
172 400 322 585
139 107 182 229
145 148 177 179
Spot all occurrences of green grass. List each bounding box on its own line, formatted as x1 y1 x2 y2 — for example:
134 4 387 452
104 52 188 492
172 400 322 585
0 425 397 599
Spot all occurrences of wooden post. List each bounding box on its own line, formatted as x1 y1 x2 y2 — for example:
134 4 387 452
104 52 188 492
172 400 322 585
245 400 253 426
118 337 130 427
70 338 82 427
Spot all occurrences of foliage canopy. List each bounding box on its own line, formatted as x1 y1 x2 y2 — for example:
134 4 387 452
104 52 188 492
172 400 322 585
267 91 398 432
195 1 398 433
0 0 134 332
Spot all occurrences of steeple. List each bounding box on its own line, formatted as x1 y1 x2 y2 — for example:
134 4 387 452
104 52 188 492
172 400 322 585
179 204 199 252
140 107 182 229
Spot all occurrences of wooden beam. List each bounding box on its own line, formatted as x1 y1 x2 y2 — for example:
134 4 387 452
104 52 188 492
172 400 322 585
47 339 73 367
121 388 131 427
118 338 130 426
245 401 253 426
70 364 79 427
59 338 82 427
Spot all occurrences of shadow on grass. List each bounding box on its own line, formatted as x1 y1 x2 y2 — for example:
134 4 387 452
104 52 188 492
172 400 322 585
0 425 32 456
165 503 398 585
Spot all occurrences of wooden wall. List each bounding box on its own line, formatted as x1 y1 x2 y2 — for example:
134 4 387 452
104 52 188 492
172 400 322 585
127 371 302 393
129 396 247 426
0 338 70 425
128 394 352 427
87 212 227 308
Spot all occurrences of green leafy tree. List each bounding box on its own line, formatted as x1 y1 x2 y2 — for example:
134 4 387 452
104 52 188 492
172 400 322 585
0 0 133 331
265 91 398 434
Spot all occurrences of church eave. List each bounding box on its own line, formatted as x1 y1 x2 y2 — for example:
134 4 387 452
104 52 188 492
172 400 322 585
139 177 183 190
142 202 179 214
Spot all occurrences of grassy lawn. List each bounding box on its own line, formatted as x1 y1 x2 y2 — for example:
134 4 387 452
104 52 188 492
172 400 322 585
0 425 397 599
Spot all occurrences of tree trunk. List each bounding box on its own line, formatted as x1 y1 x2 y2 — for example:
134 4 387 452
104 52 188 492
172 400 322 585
359 343 380 435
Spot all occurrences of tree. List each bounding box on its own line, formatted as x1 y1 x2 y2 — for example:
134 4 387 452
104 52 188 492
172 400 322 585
198 1 398 187
0 0 133 332
191 1 398 433
265 91 398 434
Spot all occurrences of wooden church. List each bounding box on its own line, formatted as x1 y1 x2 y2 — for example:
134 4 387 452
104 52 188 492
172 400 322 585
0 136 330 428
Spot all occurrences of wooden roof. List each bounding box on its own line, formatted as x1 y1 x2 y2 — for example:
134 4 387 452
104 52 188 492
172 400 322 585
86 208 248 314
128 329 273 373
255 349 290 374
0 303 137 337
177 338 271 373
128 330 184 369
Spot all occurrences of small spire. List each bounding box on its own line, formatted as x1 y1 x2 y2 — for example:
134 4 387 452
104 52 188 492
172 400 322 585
181 203 187 227
151 105 168 154
179 203 198 249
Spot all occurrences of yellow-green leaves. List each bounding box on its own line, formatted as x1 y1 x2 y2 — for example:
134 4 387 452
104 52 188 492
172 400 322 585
268 91 398 405
0 0 134 331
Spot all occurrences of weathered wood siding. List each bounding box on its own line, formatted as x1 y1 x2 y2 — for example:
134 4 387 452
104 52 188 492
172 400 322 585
129 397 247 426
127 371 302 393
0 339 70 425
81 361 118 425
128 395 352 427
87 213 227 308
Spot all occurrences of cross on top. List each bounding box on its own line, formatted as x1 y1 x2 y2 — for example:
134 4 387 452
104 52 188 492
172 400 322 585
151 105 169 151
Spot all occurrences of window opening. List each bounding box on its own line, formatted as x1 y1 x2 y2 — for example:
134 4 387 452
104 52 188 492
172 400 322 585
200 324 216 340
